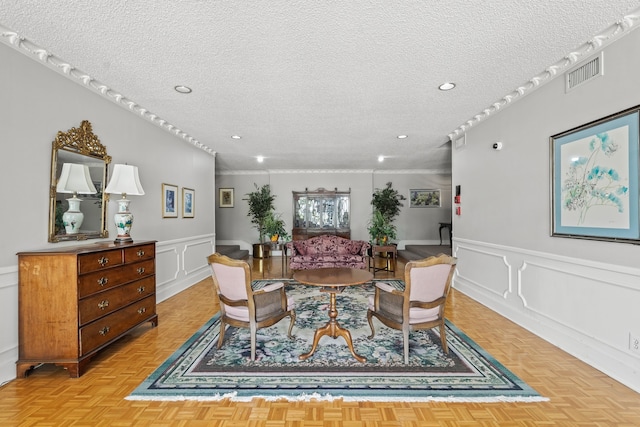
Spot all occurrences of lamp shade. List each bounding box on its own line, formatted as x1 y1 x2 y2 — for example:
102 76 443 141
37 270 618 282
105 164 145 196
56 163 97 194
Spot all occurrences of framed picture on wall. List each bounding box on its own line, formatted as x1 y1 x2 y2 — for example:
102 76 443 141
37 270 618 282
219 188 234 208
551 105 640 242
182 187 195 218
162 183 178 218
409 189 441 208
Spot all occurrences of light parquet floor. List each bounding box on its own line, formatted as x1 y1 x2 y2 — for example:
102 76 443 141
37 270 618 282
1 255 639 426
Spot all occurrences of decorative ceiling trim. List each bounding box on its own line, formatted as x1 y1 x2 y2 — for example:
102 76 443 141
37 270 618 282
447 7 640 141
372 169 451 175
0 24 216 157
216 168 450 175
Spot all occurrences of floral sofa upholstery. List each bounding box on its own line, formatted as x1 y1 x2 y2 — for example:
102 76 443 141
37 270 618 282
286 235 371 270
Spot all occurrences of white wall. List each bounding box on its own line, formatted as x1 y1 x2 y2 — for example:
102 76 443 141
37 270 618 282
0 42 215 384
215 170 452 252
452 29 640 392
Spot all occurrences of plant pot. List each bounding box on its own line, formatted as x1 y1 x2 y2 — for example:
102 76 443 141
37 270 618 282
253 243 270 259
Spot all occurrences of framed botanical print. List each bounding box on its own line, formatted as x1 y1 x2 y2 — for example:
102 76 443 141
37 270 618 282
162 183 178 218
219 188 234 208
551 105 640 242
183 187 195 218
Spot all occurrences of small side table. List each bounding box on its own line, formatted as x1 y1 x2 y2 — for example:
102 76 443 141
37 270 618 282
269 242 288 274
439 222 452 247
369 244 397 275
279 242 292 275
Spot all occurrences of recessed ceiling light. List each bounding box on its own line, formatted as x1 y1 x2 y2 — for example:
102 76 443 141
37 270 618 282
438 82 456 91
378 155 384 162
231 135 242 139
257 156 264 163
174 85 192 94
397 135 408 139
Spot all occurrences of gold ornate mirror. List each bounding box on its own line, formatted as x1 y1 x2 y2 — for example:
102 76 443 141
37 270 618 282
48 120 111 242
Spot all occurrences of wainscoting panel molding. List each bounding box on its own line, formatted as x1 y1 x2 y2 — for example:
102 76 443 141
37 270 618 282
453 238 640 394
454 243 512 299
0 235 214 386
182 239 214 276
156 235 214 303
0 266 18 386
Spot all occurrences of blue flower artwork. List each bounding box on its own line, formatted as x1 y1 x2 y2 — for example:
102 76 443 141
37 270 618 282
552 109 639 241
561 130 628 225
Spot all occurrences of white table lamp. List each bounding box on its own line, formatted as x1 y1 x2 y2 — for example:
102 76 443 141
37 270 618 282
105 164 145 243
56 163 97 234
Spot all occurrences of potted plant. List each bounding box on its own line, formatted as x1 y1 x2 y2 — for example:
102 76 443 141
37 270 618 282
371 181 406 223
263 211 290 243
367 210 397 245
369 182 405 244
244 183 275 258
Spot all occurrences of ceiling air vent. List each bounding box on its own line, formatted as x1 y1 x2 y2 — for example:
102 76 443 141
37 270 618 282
565 52 603 92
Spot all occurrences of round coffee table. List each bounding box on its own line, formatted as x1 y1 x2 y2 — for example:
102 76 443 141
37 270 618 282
293 267 373 363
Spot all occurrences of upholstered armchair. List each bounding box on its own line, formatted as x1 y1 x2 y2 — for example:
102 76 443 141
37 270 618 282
367 254 457 363
207 253 296 361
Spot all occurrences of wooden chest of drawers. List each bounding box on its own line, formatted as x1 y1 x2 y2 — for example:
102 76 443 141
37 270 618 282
17 241 157 378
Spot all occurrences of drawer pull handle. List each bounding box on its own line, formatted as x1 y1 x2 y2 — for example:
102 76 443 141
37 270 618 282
98 256 109 266
137 267 145 275
138 307 147 314
136 249 145 257
97 277 108 286
98 300 109 310
137 286 145 293
98 326 110 336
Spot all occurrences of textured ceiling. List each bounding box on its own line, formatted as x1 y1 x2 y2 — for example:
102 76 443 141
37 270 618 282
1 1 639 172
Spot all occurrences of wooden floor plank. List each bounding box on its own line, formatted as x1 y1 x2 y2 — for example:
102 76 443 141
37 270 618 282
1 255 639 426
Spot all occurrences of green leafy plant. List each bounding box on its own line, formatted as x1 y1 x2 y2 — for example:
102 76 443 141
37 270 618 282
263 211 290 242
371 181 406 221
243 183 276 243
369 182 405 243
367 210 397 244
55 202 65 234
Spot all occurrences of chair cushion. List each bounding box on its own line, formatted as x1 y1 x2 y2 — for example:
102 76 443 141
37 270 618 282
260 282 284 292
224 304 249 321
375 282 396 293
409 307 440 324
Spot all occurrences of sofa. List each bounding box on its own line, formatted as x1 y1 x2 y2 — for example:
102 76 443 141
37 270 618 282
286 235 371 270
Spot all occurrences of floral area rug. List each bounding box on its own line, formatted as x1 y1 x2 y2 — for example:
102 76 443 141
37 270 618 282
128 280 546 402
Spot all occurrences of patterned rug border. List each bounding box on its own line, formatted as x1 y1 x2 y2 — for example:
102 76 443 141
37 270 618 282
128 280 548 402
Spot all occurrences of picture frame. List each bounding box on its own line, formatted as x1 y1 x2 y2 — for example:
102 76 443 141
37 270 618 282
219 188 234 208
551 105 640 242
409 189 441 208
182 187 195 218
162 183 178 218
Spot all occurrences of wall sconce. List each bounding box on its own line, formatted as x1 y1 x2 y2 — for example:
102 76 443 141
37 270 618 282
105 164 145 243
56 163 97 234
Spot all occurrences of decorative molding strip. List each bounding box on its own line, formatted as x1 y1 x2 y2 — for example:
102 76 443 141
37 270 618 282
453 243 512 299
447 7 640 141
455 237 640 276
0 266 17 291
216 170 270 176
0 24 216 157
156 247 180 285
216 168 451 175
372 169 451 175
